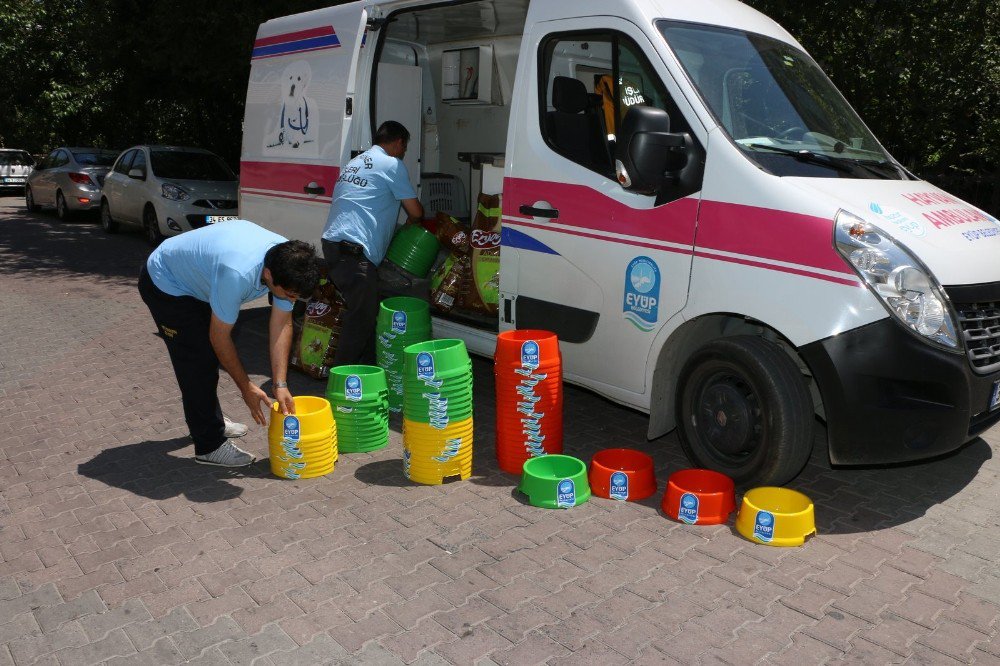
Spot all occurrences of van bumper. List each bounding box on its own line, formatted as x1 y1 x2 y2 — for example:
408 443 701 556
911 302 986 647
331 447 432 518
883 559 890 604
800 318 1000 465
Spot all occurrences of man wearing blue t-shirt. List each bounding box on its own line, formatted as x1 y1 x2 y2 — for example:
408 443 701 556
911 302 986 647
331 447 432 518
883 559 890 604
322 121 424 364
138 220 323 467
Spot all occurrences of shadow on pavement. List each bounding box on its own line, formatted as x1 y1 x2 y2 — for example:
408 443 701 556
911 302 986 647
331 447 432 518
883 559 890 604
353 459 412 487
0 205 149 283
78 436 271 503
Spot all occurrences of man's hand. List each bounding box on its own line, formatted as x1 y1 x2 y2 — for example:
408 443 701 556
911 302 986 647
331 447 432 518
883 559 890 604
274 386 295 415
242 383 272 426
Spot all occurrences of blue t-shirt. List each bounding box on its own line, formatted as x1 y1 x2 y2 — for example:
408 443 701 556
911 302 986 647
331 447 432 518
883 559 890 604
146 219 294 325
321 145 417 264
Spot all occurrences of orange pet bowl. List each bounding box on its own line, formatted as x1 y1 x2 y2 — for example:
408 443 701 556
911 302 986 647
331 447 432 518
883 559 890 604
663 469 736 525
588 448 657 501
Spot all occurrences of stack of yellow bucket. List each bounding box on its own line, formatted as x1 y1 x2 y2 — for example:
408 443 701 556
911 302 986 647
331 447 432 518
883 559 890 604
268 396 338 479
402 339 474 484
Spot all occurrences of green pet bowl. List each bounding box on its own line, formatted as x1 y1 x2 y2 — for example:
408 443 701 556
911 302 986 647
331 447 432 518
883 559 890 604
518 455 591 509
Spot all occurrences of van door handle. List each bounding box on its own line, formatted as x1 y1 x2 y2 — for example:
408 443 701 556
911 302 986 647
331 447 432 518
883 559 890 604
519 204 559 219
303 182 325 195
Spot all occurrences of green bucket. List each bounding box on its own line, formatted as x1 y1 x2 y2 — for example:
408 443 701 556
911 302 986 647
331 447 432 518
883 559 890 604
518 455 591 509
327 365 388 403
385 225 440 278
377 297 432 335
403 339 470 379
326 365 389 453
376 297 432 412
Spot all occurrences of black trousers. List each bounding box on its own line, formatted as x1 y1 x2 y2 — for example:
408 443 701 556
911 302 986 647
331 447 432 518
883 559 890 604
138 266 226 455
322 240 378 365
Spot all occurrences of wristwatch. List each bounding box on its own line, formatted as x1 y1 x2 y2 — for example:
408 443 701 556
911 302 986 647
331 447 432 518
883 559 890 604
274 381 288 389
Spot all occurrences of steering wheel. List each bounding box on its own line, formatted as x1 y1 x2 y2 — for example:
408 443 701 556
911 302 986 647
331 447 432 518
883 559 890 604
778 126 807 141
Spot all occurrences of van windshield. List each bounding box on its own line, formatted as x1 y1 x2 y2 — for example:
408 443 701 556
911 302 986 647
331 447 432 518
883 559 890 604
658 21 908 179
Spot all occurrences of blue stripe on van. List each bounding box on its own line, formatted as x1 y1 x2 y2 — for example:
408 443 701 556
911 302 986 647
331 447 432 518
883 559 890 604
501 227 559 255
251 34 341 59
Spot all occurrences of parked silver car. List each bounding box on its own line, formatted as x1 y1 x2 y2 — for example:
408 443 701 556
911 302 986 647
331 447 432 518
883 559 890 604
100 145 239 245
0 149 35 194
25 147 117 219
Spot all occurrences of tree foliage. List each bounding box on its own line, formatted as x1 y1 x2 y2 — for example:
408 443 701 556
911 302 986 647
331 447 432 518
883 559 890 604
1 0 997 212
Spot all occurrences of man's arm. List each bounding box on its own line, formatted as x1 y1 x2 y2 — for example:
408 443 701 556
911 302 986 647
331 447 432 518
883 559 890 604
269 306 295 415
209 314 271 426
402 198 424 222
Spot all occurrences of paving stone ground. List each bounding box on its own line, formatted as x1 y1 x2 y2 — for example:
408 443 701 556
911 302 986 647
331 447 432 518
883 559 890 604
1 196 999 665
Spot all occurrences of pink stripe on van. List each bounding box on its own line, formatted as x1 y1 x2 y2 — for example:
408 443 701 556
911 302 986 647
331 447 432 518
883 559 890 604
240 161 339 198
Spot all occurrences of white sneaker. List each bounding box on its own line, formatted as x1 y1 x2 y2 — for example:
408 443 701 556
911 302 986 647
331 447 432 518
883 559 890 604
223 416 249 438
195 441 256 467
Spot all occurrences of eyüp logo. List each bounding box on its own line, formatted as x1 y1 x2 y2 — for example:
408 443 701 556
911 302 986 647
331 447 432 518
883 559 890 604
282 415 300 442
609 471 629 501
391 311 407 334
471 229 501 250
623 256 660 332
345 375 363 402
556 479 576 508
678 492 699 524
868 201 926 237
306 301 331 317
416 352 435 381
753 510 775 542
520 340 539 368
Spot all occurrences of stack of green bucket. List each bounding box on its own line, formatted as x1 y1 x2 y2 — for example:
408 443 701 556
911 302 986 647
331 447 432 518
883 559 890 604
385 224 440 278
376 297 432 412
325 365 389 453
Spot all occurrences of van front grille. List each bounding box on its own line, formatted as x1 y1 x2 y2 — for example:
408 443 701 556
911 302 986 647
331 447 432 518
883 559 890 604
953 300 1000 374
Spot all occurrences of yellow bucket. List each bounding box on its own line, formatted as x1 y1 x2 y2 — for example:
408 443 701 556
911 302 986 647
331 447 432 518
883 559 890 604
268 396 338 480
735 487 816 547
402 416 473 485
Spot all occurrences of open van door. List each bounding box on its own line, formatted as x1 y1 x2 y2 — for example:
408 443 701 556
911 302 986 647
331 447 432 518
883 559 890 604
240 3 368 247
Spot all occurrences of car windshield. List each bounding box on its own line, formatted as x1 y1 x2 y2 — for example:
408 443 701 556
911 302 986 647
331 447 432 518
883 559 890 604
150 151 236 181
0 151 35 166
72 150 118 166
658 21 906 179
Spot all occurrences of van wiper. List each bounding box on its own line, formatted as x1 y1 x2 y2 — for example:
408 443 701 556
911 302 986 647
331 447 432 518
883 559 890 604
843 158 909 180
746 143 854 174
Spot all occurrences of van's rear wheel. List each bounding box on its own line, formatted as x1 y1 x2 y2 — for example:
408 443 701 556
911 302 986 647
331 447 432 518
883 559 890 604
676 336 813 486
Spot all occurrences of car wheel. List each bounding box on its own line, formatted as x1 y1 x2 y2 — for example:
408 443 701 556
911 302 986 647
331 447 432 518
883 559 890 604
56 190 71 221
676 335 814 486
100 199 119 234
25 186 40 212
143 205 165 246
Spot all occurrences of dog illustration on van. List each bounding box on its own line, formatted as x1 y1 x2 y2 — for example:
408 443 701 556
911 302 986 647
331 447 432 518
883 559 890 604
265 60 318 154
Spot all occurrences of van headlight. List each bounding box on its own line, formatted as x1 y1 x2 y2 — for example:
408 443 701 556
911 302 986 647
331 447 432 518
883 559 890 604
834 209 959 350
161 183 190 201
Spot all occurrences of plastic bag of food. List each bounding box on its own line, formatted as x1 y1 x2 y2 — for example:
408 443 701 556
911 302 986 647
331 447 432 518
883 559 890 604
290 280 345 379
434 212 470 255
430 253 470 313
461 193 501 314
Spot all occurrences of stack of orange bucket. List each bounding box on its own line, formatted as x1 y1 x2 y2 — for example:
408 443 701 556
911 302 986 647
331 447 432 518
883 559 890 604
494 329 563 474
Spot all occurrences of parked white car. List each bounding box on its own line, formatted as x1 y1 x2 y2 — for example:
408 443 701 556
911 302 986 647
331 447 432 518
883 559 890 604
100 145 239 244
0 149 35 194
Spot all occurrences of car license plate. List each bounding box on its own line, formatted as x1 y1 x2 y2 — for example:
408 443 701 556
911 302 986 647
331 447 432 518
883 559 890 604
991 380 1000 411
3 177 24 184
206 215 238 224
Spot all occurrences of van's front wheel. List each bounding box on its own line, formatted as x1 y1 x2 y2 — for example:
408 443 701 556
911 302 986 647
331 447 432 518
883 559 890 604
676 336 813 486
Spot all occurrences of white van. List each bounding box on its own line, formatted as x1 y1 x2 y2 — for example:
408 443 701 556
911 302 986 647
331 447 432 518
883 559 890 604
240 0 1000 484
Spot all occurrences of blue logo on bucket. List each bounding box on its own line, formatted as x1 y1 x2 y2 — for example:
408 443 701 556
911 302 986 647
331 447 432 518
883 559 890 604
609 471 629 501
556 479 576 508
521 340 539 368
623 256 661 332
282 415 300 442
392 310 407 334
753 510 775 542
416 352 435 380
345 375 363 402
678 492 699 524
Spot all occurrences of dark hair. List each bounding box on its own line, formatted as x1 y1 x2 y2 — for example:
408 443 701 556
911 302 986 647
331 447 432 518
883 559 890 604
264 240 323 296
374 120 410 146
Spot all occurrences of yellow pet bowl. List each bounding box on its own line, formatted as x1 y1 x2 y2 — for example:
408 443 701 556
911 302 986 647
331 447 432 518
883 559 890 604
735 487 816 547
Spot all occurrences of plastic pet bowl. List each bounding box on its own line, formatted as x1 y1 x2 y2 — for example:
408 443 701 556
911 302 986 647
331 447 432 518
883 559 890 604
662 469 736 525
518 454 590 509
588 448 656 501
735 487 816 547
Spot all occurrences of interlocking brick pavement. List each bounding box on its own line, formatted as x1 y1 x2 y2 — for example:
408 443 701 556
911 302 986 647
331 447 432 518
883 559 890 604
2 198 1000 664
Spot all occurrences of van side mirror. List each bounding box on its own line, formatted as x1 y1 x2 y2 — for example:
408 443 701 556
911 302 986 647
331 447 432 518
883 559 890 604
615 105 690 194
128 168 146 180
